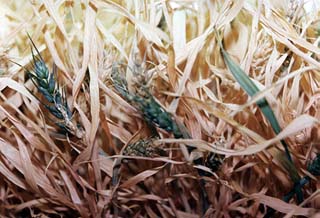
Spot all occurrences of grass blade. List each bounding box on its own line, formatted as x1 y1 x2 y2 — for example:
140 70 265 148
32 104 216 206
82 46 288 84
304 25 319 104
219 39 292 162
218 34 303 202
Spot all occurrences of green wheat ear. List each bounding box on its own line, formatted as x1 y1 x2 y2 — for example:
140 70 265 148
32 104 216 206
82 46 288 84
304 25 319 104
111 64 183 138
26 35 84 138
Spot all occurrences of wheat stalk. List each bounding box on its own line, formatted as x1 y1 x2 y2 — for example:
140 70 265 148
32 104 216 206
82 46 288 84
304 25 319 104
26 37 84 138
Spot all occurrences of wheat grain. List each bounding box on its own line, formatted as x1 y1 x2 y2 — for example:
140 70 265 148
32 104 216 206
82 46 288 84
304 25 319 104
123 137 164 157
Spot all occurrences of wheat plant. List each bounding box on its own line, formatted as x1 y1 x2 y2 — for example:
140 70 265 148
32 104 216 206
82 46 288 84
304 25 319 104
26 37 83 138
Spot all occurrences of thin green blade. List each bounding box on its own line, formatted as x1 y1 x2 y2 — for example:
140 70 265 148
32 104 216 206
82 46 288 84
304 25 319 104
218 36 303 201
220 43 292 161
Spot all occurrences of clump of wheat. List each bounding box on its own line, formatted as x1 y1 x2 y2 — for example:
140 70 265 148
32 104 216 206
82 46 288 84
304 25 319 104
26 38 83 138
110 61 226 214
111 63 224 169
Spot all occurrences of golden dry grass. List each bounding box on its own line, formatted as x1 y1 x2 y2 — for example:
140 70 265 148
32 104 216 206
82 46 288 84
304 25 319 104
0 0 319 217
